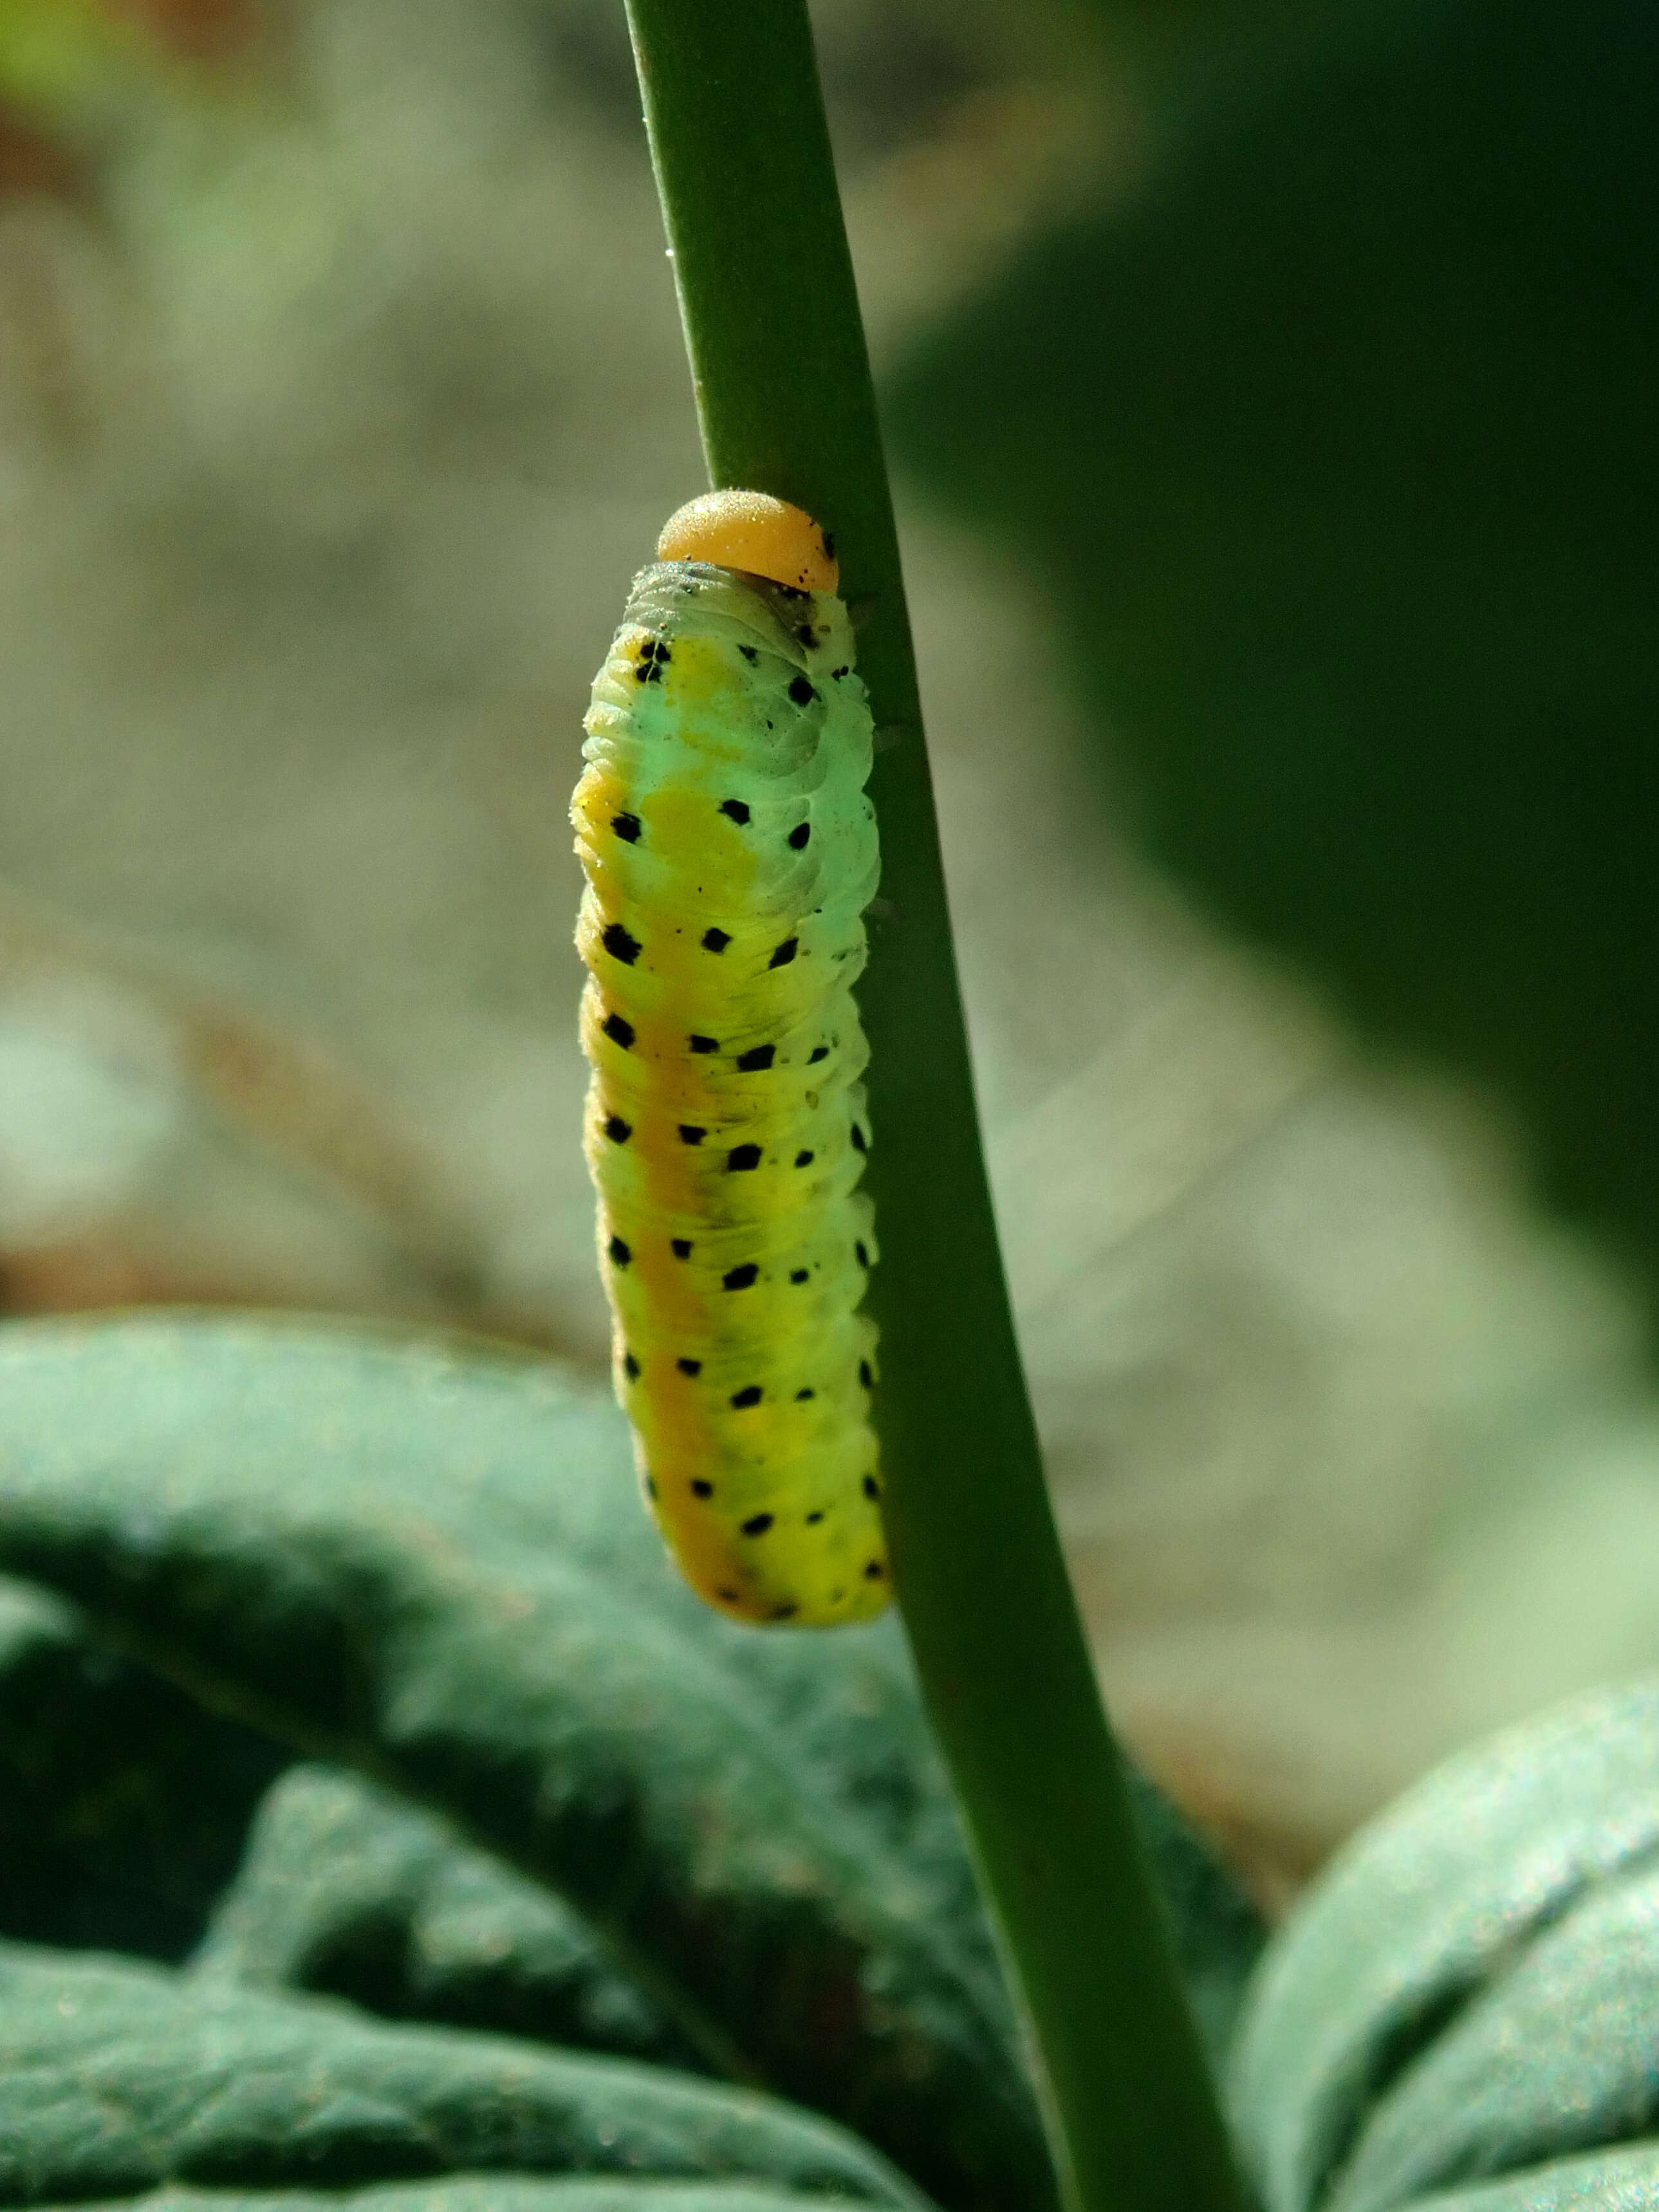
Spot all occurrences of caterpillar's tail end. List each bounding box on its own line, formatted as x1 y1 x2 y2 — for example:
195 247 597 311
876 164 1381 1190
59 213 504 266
658 490 839 594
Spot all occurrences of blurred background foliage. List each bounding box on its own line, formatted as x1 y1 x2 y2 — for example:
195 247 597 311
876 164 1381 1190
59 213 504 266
891 0 1659 1308
0 0 1656 1903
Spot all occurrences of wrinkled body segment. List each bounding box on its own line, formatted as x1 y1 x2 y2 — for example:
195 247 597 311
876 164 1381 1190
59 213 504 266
573 557 887 1624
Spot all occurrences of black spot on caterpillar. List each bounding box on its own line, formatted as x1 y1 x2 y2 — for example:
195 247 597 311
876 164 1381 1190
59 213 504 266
573 490 887 1627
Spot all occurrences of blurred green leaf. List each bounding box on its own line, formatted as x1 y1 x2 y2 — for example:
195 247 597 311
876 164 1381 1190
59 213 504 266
0 1315 1263 2212
1232 1678 1659 2212
887 0 1659 1286
0 1940 917 2204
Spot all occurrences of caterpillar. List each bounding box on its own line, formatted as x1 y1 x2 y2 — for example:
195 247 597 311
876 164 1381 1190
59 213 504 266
572 490 888 1627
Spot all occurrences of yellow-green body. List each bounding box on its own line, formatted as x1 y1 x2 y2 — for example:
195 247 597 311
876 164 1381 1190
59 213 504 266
573 557 887 1624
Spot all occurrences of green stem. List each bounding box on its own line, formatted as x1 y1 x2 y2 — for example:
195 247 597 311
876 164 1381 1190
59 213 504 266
622 8 1245 2211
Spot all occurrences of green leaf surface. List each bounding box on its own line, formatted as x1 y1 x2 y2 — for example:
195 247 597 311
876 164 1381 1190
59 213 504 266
0 1942 917 2206
0 1316 1038 2209
190 1758 1257 2081
1232 1678 1659 2212
1409 2145 1659 2211
42 2185 891 2212
190 1763 700 2070
0 1575 283 1960
0 1315 1260 2210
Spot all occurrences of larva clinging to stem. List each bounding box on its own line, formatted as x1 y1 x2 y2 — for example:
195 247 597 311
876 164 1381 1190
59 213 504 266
573 490 887 1626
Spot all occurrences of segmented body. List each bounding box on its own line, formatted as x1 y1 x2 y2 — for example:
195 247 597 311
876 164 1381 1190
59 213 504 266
573 555 887 1624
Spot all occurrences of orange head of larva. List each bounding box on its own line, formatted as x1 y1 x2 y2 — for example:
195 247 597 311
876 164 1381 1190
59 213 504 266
656 490 839 593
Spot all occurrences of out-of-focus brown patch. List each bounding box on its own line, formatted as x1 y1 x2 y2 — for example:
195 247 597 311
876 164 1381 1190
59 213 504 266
0 102 88 208
0 1236 241 1315
108 0 267 64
